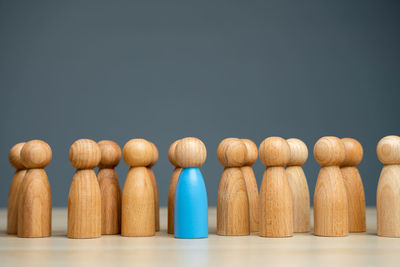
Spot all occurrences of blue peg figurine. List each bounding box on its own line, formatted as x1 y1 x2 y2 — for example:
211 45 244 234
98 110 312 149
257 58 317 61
173 137 208 239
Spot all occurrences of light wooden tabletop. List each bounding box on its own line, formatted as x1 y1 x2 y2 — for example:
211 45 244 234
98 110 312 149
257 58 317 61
0 208 399 266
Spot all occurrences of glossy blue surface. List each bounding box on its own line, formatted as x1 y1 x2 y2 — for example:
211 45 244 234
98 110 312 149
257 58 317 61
174 167 208 239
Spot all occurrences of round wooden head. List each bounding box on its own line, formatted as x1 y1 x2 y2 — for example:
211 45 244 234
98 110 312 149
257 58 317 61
168 139 180 167
98 140 121 168
9 142 26 170
69 139 101 169
174 137 207 167
20 140 52 169
313 136 345 167
123 138 153 167
341 138 363 167
217 138 247 167
377 135 400 165
286 138 308 166
259 137 290 167
242 139 258 166
149 142 159 167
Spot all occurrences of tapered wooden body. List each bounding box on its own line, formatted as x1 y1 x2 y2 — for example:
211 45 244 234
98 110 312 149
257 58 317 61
68 169 101 238
240 166 259 232
217 168 249 236
259 167 293 237
17 169 51 237
286 166 310 233
314 166 348 236
147 167 160 232
122 167 155 237
168 167 182 234
377 165 400 237
341 167 366 232
8 170 26 234
97 168 121 235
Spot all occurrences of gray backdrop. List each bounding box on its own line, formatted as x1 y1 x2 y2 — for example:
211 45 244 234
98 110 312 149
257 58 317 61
1 0 399 207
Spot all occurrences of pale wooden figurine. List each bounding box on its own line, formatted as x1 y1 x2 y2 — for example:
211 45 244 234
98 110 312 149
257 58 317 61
97 140 122 235
121 139 155 237
313 136 348 237
286 138 310 233
217 138 250 236
68 139 101 239
341 138 365 233
259 137 293 238
18 140 52 238
376 135 400 237
7 142 26 234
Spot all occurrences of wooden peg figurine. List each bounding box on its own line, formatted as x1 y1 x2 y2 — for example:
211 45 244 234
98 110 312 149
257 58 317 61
313 136 348 237
217 138 250 236
7 142 26 234
17 140 52 238
286 138 310 233
174 137 208 238
122 139 155 237
68 139 102 239
97 140 122 235
376 135 400 237
167 139 182 234
240 139 259 232
341 138 366 233
259 137 293 238
147 142 160 232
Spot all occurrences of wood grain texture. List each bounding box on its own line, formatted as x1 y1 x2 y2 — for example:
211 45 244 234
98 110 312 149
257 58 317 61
122 139 153 167
259 137 290 167
241 139 259 232
217 138 246 167
167 167 182 234
313 166 348 237
68 169 101 238
377 135 400 165
377 165 400 237
217 138 249 236
17 140 52 238
174 137 207 167
286 138 310 233
313 136 348 237
341 138 365 233
17 169 52 238
341 167 366 232
69 139 101 169
148 141 160 232
8 142 26 170
121 167 155 237
259 167 293 237
68 139 101 239
259 137 293 237
376 135 400 237
7 170 26 234
98 140 121 169
20 140 52 169
97 169 121 235
98 140 121 235
167 139 181 234
7 142 26 235
240 166 258 232
147 168 159 232
217 167 250 236
286 166 310 233
121 139 156 237
313 136 345 167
